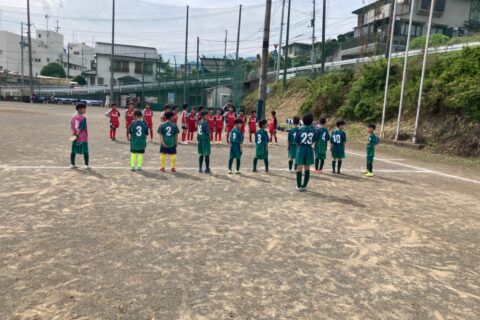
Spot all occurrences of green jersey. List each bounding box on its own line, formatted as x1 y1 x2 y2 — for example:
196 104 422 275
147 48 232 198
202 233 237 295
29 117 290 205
366 133 380 157
158 121 179 147
296 125 316 146
315 126 330 154
330 129 346 146
197 120 210 141
288 127 300 145
229 127 243 144
129 120 148 152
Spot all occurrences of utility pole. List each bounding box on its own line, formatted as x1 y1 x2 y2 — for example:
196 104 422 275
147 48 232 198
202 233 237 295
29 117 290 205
321 0 326 74
283 0 292 88
413 0 435 144
275 0 285 82
235 5 242 60
20 22 25 90
27 0 34 100
395 0 415 141
224 30 228 58
67 43 70 78
380 0 398 138
142 52 146 108
311 0 316 74
183 5 189 104
256 0 272 121
196 36 200 106
110 0 115 104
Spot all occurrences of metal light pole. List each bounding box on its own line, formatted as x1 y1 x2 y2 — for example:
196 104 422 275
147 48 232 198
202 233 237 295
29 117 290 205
380 0 398 138
142 52 146 108
395 0 414 141
413 0 436 144
20 22 25 92
110 0 115 103
256 0 272 121
276 0 286 82
235 5 242 60
320 0 326 74
311 0 316 74
183 5 189 104
26 0 34 100
282 0 292 88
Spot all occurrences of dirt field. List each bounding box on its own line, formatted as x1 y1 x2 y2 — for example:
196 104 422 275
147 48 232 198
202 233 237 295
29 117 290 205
1 102 479 320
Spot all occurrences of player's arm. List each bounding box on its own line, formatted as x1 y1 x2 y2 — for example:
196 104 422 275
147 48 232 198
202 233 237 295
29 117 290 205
104 109 111 118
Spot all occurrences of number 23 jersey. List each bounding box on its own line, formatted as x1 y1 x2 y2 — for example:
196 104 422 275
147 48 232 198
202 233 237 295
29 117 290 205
295 126 317 146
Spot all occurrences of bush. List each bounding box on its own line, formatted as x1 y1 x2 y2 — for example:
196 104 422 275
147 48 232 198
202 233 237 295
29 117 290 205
40 62 66 78
73 75 87 85
409 34 449 50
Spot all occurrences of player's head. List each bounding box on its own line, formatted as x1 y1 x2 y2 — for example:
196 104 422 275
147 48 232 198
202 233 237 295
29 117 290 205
234 118 243 128
110 103 117 109
367 123 376 133
76 103 87 114
182 103 188 110
271 111 277 117
319 117 327 125
198 105 204 111
145 101 151 108
259 119 267 129
239 109 245 115
164 105 171 112
303 113 314 126
191 107 197 114
127 102 134 109
251 110 256 115
173 105 179 112
216 108 222 114
208 108 214 114
200 110 209 120
164 111 174 121
228 105 234 112
293 116 300 126
337 120 346 128
134 110 143 119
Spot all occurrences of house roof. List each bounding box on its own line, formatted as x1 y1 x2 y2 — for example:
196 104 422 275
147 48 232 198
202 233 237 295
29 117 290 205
95 42 158 60
352 0 390 15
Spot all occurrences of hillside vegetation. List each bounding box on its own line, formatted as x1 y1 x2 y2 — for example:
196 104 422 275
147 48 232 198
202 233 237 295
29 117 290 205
243 46 480 157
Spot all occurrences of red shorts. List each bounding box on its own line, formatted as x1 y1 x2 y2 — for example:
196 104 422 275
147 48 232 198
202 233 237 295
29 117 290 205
188 125 197 132
249 128 257 134
215 127 224 132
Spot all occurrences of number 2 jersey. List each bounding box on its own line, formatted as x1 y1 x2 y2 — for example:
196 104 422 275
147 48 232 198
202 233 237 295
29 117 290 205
158 122 179 147
129 120 148 153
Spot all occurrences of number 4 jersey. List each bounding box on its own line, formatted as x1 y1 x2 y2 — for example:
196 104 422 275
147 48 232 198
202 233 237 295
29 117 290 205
129 120 149 153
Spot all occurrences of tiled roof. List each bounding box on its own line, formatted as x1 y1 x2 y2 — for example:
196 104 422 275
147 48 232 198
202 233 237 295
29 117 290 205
95 42 158 59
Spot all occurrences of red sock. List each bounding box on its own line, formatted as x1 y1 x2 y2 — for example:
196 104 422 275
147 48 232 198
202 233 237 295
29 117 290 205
149 128 153 140
249 133 253 143
182 130 187 142
274 134 277 143
210 132 213 142
126 129 129 139
226 132 229 143
113 128 116 139
109 128 112 139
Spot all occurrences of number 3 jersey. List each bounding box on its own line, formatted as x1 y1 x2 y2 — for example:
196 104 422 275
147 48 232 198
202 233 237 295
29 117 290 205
129 119 149 152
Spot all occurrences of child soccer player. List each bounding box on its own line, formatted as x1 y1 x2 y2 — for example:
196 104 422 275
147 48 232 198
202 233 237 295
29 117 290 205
125 102 135 139
161 105 172 122
207 108 215 142
158 111 180 173
180 104 188 144
253 119 269 173
214 109 224 144
197 111 212 174
287 116 300 173
295 113 316 192
364 124 380 177
70 103 90 169
187 107 197 143
269 111 278 145
330 120 347 174
228 119 244 174
105 102 120 141
238 109 247 136
128 110 148 172
314 117 330 174
143 102 154 142
172 105 179 125
248 110 257 144
225 105 236 143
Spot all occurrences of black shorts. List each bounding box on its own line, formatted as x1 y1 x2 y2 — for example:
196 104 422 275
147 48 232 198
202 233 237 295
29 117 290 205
160 146 177 155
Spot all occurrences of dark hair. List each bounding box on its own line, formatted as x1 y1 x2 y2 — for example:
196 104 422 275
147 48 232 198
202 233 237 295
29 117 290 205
110 103 117 107
198 106 204 111
173 105 179 110
164 111 174 120
208 107 214 111
251 110 256 114
293 116 300 125
239 109 245 113
259 119 267 128
200 110 208 117
76 103 86 111
234 119 243 125
191 107 197 112
367 123 376 130
319 117 327 125
271 111 277 116
127 102 134 106
164 105 171 110
303 113 314 126
134 110 143 118
182 104 188 110
336 120 346 127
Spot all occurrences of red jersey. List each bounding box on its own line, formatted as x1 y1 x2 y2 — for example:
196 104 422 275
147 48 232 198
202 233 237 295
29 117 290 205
239 115 247 133
172 112 179 125
107 108 120 128
226 111 236 129
248 116 257 132
143 109 153 127
269 116 277 132
187 113 197 131
181 110 188 124
214 115 224 130
208 117 215 132
125 109 135 128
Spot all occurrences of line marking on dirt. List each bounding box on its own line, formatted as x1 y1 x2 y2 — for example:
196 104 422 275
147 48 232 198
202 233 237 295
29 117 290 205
347 151 480 185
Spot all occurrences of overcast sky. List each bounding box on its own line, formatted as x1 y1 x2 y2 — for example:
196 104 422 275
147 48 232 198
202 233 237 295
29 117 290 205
0 0 365 62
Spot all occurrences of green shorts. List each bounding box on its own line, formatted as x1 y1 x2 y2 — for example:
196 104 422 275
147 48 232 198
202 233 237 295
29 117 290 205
331 145 345 159
198 139 211 156
230 143 242 160
71 141 89 154
296 145 314 166
366 156 374 164
255 145 268 160
288 145 297 160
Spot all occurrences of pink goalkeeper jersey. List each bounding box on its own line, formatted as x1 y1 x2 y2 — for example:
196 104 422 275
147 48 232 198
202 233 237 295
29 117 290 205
71 114 88 142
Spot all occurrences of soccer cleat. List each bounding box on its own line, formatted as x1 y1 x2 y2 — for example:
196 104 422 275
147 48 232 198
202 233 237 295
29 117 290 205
69 164 78 169
137 168 142 172
318 170 323 174
171 168 176 173
269 142 273 145
160 167 166 172
265 169 269 173
198 169 203 174
252 169 257 172
83 165 91 170
363 170 369 174
228 170 233 174
337 171 341 174
131 167 136 172
364 171 374 177
296 187 304 192
235 171 241 175
204 168 211 174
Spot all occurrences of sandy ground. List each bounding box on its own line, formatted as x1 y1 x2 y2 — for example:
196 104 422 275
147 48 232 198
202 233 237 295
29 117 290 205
0 102 479 320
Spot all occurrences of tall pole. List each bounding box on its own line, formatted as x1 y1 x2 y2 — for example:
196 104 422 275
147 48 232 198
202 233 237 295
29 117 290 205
311 0 316 74
321 0 326 74
413 0 435 144
110 0 115 103
67 43 70 78
256 0 272 121
380 0 397 138
183 5 189 104
235 5 242 60
395 0 415 141
275 0 286 82
283 0 292 88
26 0 34 99
196 36 200 106
142 52 146 108
224 30 228 58
20 22 25 90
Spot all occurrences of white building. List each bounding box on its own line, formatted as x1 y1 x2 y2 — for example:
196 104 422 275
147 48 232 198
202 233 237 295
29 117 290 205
85 42 159 86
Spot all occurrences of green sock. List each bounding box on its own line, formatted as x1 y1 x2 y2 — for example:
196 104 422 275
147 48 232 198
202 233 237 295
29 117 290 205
228 159 233 170
303 170 310 188
320 159 325 170
199 156 204 170
236 159 241 171
264 159 269 171
315 159 319 171
296 171 302 188
338 160 343 172
332 160 336 173
253 158 258 171
137 154 143 168
130 153 137 168
288 160 293 171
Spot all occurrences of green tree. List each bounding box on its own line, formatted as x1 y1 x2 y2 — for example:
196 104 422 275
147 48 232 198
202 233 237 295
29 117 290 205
40 62 66 78
73 75 87 85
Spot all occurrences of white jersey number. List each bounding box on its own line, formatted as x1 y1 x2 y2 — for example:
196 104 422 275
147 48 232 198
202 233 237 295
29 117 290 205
333 134 342 143
136 125 142 137
301 132 314 145
166 126 172 136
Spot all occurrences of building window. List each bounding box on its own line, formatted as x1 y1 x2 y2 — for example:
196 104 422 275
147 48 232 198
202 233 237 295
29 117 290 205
420 0 445 12
98 77 104 85
46 58 51 63
34 58 41 62
470 0 480 23
399 22 423 37
90 76 95 85
112 60 129 72
431 25 445 35
73 51 80 55
135 62 142 74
